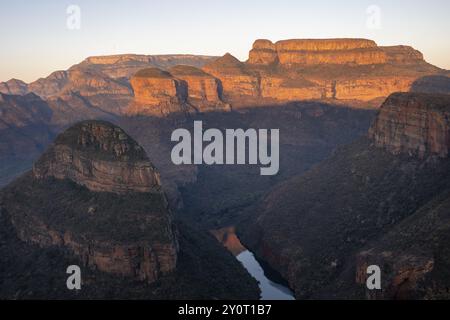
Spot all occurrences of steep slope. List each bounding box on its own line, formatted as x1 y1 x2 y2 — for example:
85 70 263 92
240 92 450 299
204 38 447 108
0 120 259 299
0 93 55 187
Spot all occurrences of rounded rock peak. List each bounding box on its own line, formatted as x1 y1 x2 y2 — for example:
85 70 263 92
204 53 244 71
252 39 276 50
133 67 173 79
53 120 148 162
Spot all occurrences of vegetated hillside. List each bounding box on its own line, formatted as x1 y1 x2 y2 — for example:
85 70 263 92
0 93 56 188
240 92 450 299
177 103 375 227
0 120 259 299
118 102 375 227
0 208 259 299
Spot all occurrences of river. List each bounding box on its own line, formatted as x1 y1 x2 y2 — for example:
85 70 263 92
212 227 295 300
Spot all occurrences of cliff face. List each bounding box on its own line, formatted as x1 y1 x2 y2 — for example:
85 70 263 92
241 92 450 299
202 53 260 101
128 68 189 116
369 93 450 158
1 120 178 284
128 66 230 116
169 65 230 112
33 121 161 194
233 38 444 105
249 39 387 66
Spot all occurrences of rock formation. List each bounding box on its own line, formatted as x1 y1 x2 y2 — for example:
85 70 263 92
128 67 189 116
369 92 450 158
0 79 28 95
2 120 178 284
127 66 230 116
240 92 450 299
169 65 230 112
33 121 162 194
249 38 387 66
202 53 260 102
0 39 447 116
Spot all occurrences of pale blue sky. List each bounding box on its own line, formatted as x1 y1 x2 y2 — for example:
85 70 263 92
1 0 449 82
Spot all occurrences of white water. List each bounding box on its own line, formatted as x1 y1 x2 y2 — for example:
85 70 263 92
236 250 295 300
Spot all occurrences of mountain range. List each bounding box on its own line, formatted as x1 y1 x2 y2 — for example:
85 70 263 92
1 38 450 299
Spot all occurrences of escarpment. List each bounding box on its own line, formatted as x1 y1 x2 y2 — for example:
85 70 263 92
241 92 450 299
1 120 178 284
369 92 450 158
128 67 190 116
127 66 230 116
249 38 387 66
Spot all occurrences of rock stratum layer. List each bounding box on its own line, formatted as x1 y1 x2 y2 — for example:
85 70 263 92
2 120 178 284
127 66 230 116
0 38 448 117
369 93 450 158
249 38 387 66
33 121 162 194
201 38 447 107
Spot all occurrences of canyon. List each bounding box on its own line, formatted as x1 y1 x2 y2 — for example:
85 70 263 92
240 92 450 299
1 38 450 300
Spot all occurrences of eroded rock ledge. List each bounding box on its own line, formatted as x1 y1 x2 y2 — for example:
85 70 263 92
369 92 450 158
33 120 161 194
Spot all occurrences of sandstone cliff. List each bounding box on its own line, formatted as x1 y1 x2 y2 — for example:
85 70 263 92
241 92 450 299
203 53 260 102
169 65 230 112
369 92 450 158
249 38 387 66
2 121 178 284
128 67 190 116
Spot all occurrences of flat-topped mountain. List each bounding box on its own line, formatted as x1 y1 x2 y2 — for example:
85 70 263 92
369 93 450 158
203 38 447 106
240 92 450 299
127 66 230 116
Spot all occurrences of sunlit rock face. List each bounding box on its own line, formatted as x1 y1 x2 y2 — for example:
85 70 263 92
169 65 231 112
202 53 260 101
128 67 189 116
369 92 450 158
249 39 387 66
3 120 178 284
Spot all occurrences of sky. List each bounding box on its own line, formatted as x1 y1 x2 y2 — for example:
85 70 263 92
0 0 449 82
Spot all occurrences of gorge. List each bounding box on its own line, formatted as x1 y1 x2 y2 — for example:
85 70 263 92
1 37 450 300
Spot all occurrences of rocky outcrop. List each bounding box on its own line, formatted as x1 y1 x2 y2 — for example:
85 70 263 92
369 92 450 158
203 53 260 101
128 68 189 116
0 79 28 95
201 38 443 106
2 120 178 284
249 39 387 66
169 65 230 111
78 54 218 79
381 46 425 65
33 121 161 194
